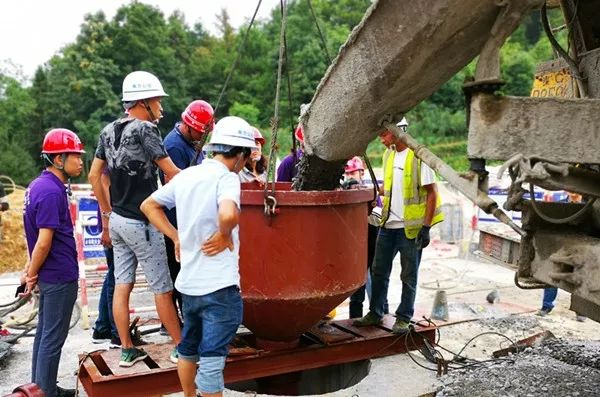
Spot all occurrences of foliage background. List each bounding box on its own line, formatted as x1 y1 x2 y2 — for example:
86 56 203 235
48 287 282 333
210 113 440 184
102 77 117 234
0 0 567 186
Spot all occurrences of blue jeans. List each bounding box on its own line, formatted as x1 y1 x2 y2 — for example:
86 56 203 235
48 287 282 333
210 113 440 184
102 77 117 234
542 287 558 311
369 227 421 322
94 248 117 337
32 280 78 397
177 286 243 393
349 224 388 317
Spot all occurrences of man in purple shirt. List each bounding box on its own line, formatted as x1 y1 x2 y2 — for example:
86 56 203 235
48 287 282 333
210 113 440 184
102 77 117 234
22 128 84 397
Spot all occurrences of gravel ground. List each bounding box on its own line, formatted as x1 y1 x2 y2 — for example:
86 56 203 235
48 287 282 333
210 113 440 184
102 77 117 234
477 315 541 333
437 339 600 397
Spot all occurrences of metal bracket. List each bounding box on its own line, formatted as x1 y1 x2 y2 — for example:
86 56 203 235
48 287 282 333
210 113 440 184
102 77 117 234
475 0 545 83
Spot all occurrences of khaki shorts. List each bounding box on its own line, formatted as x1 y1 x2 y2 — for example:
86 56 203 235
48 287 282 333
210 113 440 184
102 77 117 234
109 212 173 294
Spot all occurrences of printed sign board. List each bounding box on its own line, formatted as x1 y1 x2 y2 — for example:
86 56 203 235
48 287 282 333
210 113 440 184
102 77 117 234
78 197 105 259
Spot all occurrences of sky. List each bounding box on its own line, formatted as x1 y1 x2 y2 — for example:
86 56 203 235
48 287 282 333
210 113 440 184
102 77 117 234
0 0 281 80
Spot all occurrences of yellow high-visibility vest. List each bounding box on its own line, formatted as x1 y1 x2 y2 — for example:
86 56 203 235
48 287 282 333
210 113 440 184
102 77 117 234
380 148 444 238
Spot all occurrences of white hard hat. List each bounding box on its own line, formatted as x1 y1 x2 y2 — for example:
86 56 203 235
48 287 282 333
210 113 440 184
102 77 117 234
122 71 168 101
397 117 408 128
204 116 258 152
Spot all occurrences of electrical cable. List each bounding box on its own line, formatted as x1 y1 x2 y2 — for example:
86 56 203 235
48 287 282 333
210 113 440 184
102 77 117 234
528 183 596 224
403 318 519 374
540 3 587 98
75 349 111 396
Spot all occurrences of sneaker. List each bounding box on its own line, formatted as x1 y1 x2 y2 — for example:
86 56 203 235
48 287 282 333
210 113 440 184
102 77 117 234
536 308 552 317
109 336 121 349
352 311 382 327
575 314 587 322
119 347 148 367
159 325 169 336
392 319 411 335
170 347 178 364
110 333 148 349
92 328 111 344
56 386 76 397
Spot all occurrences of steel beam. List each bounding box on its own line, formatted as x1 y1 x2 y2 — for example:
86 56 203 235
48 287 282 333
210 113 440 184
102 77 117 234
78 316 436 397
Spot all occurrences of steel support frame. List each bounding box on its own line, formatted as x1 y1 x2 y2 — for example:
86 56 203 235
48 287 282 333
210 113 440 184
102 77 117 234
78 320 436 397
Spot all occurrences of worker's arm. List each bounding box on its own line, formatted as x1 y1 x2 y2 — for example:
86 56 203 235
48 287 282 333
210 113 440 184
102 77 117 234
142 179 179 259
99 171 112 247
89 158 110 217
141 196 179 260
423 183 438 227
141 123 181 182
201 200 238 256
155 156 181 182
201 173 241 256
25 228 54 293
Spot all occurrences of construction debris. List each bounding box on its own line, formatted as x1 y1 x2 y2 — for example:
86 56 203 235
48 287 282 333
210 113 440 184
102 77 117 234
437 338 600 397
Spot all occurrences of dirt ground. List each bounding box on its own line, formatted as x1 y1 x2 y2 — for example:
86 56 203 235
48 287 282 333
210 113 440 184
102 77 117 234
1 238 598 396
0 188 28 273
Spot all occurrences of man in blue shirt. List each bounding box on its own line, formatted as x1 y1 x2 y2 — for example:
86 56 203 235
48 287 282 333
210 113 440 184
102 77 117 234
160 100 215 322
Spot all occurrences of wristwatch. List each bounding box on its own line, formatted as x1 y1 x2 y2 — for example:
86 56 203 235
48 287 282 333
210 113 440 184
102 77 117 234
101 211 112 219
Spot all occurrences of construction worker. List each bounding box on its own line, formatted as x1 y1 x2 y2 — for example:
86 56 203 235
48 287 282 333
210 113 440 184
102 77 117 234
90 167 119 345
239 127 267 184
22 128 84 397
141 116 256 397
341 156 365 190
353 118 444 334
344 156 389 318
160 100 215 326
91 168 146 347
277 124 303 182
88 70 181 367
0 181 8 240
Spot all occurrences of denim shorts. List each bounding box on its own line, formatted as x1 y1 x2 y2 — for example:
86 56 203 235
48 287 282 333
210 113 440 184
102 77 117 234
177 285 243 393
109 212 173 294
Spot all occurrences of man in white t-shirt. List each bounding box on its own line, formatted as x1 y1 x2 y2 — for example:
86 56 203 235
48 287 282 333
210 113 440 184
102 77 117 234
353 118 444 334
141 116 257 397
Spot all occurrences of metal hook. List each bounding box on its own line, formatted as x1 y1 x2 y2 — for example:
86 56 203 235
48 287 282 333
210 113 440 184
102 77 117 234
264 195 278 217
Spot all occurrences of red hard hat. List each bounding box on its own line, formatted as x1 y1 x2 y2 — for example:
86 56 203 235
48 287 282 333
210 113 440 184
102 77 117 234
253 127 265 145
294 124 304 143
42 128 85 154
181 100 214 133
345 156 364 173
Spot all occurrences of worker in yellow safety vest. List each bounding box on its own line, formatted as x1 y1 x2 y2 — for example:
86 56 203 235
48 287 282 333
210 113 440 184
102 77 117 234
353 117 443 334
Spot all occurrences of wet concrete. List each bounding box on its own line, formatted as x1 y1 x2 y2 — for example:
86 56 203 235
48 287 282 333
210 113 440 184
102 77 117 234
294 155 345 191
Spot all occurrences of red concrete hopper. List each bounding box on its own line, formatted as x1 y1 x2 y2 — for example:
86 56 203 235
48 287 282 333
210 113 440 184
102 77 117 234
239 183 372 348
